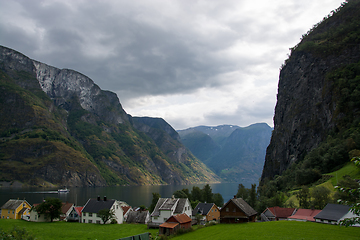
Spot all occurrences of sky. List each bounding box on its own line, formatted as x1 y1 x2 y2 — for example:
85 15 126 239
0 0 345 130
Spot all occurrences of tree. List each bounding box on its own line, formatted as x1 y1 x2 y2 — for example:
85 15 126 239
98 208 115 224
213 193 224 207
296 186 311 209
202 184 213 203
149 192 160 213
191 186 203 202
35 198 62 222
311 186 331 209
236 183 249 199
173 190 188 199
336 157 360 226
248 184 257 208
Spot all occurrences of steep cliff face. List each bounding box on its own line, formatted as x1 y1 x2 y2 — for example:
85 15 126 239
0 45 219 187
261 1 360 182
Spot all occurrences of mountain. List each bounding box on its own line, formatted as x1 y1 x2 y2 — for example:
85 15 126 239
260 0 360 187
178 123 273 184
0 45 219 187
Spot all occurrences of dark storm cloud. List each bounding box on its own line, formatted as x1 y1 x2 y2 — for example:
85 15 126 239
0 0 345 129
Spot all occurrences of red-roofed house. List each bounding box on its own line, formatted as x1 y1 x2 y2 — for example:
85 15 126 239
67 206 84 222
261 207 296 221
288 209 321 222
122 206 132 221
159 213 192 236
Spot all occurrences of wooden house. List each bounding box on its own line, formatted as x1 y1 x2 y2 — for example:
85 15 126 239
67 206 83 222
261 206 296 221
159 213 192 236
122 206 132 221
192 203 220 223
30 201 74 222
126 210 150 224
220 196 257 223
81 196 123 224
287 208 321 222
0 199 31 220
314 203 360 226
150 196 192 227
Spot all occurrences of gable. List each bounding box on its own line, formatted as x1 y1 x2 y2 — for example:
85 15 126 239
82 199 116 214
1 199 27 210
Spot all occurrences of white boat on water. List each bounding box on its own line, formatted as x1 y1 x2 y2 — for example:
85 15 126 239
58 188 69 193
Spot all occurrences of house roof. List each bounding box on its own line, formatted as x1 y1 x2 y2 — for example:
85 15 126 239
224 197 257 217
61 202 74 214
75 207 83 216
151 198 189 217
314 203 350 221
1 199 29 210
265 207 296 218
167 213 192 224
192 203 215 216
122 206 132 215
288 209 321 222
82 198 116 214
126 211 149 224
159 222 179 229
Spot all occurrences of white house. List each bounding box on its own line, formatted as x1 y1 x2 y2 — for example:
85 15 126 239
314 203 360 227
81 196 123 224
150 196 192 226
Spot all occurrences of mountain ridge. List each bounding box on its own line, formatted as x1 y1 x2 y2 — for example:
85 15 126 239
0 45 219 187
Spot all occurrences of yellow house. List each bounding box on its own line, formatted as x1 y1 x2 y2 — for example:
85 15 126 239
1 199 31 220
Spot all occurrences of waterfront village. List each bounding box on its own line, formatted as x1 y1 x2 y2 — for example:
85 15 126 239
1 189 359 238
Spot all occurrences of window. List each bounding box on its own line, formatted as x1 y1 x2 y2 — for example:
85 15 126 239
96 220 100 224
83 219 85 223
233 208 236 212
83 212 86 217
12 211 14 214
89 220 92 223
89 213 92 217
8 210 10 214
35 215 37 220
226 208 229 212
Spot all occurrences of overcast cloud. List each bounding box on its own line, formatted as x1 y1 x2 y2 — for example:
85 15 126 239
0 0 344 129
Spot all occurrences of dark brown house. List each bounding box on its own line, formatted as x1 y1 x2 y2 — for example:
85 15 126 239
159 213 192 236
220 196 257 223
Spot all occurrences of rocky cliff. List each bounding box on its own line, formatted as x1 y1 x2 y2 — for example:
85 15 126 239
0 45 218 187
261 0 360 183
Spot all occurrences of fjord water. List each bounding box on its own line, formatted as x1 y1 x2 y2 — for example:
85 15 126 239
0 182 241 208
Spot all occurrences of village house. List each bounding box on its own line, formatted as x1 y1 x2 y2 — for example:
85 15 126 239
287 208 321 222
0 199 31 220
81 196 124 224
29 201 74 222
122 206 132 221
314 203 360 226
261 206 296 221
149 196 192 227
192 203 220 223
126 210 150 224
67 206 83 222
159 213 192 236
220 196 257 223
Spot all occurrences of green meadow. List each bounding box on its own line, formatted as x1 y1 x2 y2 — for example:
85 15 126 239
1 219 359 240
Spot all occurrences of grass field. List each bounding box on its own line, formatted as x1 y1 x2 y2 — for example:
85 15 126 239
0 219 158 240
173 221 360 240
1 219 359 240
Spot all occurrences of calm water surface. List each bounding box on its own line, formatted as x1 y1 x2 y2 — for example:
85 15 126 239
0 182 242 208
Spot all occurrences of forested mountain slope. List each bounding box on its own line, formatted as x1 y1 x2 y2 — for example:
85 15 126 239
0 45 218 187
261 0 360 189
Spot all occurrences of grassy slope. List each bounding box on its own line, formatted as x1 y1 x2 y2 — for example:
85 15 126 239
0 220 158 240
285 161 360 207
2 220 358 240
173 221 360 240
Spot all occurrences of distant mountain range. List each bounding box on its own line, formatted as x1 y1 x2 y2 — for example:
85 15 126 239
178 123 273 184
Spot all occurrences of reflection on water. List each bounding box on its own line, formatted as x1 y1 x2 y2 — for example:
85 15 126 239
0 182 242 208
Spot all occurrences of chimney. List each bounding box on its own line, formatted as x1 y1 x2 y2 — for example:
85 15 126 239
104 196 107 201
97 196 100 201
233 195 237 199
